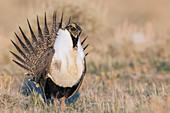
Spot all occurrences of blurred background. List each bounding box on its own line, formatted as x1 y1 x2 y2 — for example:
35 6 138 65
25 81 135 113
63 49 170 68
0 0 169 112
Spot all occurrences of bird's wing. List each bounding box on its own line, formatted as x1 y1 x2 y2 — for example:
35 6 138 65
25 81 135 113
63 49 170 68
33 47 54 83
10 12 58 83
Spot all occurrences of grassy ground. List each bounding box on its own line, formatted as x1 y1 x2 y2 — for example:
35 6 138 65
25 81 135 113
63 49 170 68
0 0 170 112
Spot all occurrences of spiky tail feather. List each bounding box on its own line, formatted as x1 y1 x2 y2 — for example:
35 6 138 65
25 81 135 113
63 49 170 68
11 12 58 82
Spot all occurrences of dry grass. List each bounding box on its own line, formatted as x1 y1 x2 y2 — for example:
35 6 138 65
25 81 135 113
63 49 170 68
0 0 170 112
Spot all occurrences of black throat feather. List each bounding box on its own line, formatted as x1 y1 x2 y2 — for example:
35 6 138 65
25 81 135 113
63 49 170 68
71 34 78 48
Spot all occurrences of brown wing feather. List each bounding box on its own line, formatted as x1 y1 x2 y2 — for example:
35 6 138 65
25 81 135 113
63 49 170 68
34 47 54 83
43 12 50 49
50 12 57 47
37 15 44 42
27 19 38 48
10 51 29 68
19 26 34 52
11 40 32 67
12 59 31 71
14 32 30 54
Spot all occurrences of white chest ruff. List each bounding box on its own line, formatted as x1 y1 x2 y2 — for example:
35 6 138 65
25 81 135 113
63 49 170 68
49 29 85 87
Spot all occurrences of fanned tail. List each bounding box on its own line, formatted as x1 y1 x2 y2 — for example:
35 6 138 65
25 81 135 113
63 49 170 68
11 12 57 79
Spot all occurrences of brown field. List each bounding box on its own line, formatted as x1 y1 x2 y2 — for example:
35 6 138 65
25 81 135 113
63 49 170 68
0 0 170 112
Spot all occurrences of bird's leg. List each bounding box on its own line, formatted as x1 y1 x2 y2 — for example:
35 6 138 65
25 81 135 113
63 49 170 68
60 97 66 111
53 97 59 108
46 99 51 106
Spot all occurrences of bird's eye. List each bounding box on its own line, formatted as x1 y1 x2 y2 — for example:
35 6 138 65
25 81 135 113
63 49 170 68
71 27 76 31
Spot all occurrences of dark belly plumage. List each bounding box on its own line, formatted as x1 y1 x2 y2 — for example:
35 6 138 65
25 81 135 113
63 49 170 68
44 77 83 100
38 59 86 101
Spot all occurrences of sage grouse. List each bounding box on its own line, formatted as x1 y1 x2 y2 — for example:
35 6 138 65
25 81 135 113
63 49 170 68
10 12 88 108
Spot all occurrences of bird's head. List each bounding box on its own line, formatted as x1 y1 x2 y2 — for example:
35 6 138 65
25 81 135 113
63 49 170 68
65 23 82 48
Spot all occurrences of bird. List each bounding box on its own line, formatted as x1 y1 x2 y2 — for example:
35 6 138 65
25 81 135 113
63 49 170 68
10 12 88 109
